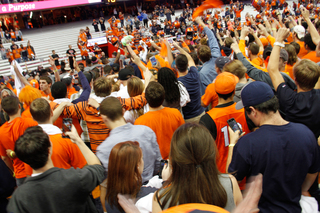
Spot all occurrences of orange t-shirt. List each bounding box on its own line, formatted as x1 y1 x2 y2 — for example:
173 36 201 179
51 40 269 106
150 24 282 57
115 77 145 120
251 56 264 67
6 52 14 62
10 31 16 39
64 95 147 153
297 40 308 58
206 102 250 173
147 55 170 71
12 48 21 59
284 63 295 79
67 87 78 99
21 107 34 119
27 47 34 56
134 107 185 159
24 133 87 176
201 83 219 108
0 117 38 178
301 51 320 63
40 90 54 101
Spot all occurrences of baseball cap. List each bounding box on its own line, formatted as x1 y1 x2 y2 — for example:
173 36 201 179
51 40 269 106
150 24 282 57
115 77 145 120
214 72 239 94
118 68 134 80
263 46 272 60
235 81 274 110
280 49 288 62
215 56 231 70
293 25 305 40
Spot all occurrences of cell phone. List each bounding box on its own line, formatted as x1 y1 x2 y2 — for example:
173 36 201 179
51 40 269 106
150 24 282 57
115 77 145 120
159 159 168 179
167 38 173 44
62 118 73 138
227 118 243 135
150 56 157 67
177 34 181 40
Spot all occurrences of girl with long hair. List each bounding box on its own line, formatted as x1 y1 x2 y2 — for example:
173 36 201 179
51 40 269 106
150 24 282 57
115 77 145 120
152 123 242 212
105 141 160 213
157 67 189 113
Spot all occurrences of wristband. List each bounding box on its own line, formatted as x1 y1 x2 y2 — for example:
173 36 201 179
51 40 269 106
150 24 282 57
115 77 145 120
10 151 14 158
274 42 285 47
229 144 235 147
271 28 277 31
54 69 58 73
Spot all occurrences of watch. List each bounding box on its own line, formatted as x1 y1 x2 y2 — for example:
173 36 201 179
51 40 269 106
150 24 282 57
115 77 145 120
274 42 285 47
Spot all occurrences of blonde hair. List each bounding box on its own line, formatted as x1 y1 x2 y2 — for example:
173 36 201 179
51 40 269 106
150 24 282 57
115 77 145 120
223 60 247 79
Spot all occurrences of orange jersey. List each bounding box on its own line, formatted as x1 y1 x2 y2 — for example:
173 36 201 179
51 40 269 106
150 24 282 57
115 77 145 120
201 83 219 108
0 117 38 178
134 107 185 159
40 90 54 101
27 47 34 55
206 102 250 173
67 87 78 99
63 96 147 153
6 52 14 62
79 44 89 57
301 51 320 63
79 32 87 43
10 31 16 39
12 48 21 59
24 132 87 176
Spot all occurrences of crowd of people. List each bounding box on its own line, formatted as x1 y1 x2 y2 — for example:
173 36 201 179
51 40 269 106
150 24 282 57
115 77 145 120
2 0 320 212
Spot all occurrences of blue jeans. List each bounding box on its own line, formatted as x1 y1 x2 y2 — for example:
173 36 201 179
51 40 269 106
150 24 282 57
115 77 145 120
15 58 22 63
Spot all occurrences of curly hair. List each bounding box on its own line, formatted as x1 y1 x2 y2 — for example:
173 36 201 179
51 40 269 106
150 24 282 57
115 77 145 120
157 67 180 105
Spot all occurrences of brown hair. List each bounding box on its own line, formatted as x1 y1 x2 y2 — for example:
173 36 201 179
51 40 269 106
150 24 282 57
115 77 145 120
39 76 52 85
248 43 259 55
127 77 144 119
223 60 247 79
100 97 123 121
197 45 211 63
145 81 165 108
224 37 234 48
293 59 320 90
156 123 227 209
1 96 20 116
93 77 112 97
284 44 297 66
106 141 142 211
30 98 51 123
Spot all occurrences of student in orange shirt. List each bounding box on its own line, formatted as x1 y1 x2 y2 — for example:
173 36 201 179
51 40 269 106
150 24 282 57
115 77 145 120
6 48 14 64
292 25 308 58
9 29 16 41
39 76 54 101
12 46 21 63
301 33 320 63
0 96 38 186
134 82 185 159
24 98 86 176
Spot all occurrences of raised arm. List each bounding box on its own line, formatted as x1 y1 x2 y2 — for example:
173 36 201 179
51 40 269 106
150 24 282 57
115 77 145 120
11 61 30 86
301 7 320 45
172 41 195 67
195 16 220 58
164 39 173 66
48 56 60 82
72 59 91 104
267 28 290 91
249 28 264 53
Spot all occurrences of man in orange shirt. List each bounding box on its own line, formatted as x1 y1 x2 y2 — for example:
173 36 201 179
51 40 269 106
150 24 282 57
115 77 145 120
134 82 185 159
0 96 38 186
39 76 54 101
301 33 320 63
25 98 86 176
200 72 251 173
12 45 21 63
292 25 308 58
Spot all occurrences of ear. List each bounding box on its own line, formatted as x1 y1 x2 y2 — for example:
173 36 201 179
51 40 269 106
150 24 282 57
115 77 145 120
122 107 126 116
50 109 53 117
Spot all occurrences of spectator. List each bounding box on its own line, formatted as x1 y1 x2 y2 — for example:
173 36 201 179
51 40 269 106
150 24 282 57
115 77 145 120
51 50 60 66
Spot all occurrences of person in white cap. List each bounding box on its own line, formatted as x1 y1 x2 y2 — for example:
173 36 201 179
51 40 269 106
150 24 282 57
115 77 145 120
292 25 307 58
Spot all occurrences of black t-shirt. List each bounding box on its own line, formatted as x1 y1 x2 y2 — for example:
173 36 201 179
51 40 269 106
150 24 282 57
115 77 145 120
277 82 320 138
51 54 60 66
66 49 76 58
229 122 320 212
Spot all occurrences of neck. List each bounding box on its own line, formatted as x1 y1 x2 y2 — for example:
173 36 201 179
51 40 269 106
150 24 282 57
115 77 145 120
149 105 164 112
43 88 50 95
121 81 128 87
38 118 53 125
178 70 188 77
8 113 20 123
238 77 247 84
217 97 233 106
108 117 127 130
259 111 288 126
297 84 312 93
32 160 54 175
250 54 258 61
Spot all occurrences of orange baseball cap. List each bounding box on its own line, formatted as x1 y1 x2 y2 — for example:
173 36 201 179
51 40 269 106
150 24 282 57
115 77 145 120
214 72 239 94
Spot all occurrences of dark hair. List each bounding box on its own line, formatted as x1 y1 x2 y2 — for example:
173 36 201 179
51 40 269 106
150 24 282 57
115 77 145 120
190 52 199 65
100 97 123 121
290 42 300 55
1 96 20 116
245 95 279 115
86 58 92 66
30 98 51 123
248 43 259 55
157 123 227 209
104 65 113 75
175 54 188 72
51 82 67 99
216 91 234 100
157 68 180 105
304 33 316 51
15 126 51 170
61 77 72 87
106 141 142 211
145 81 165 108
